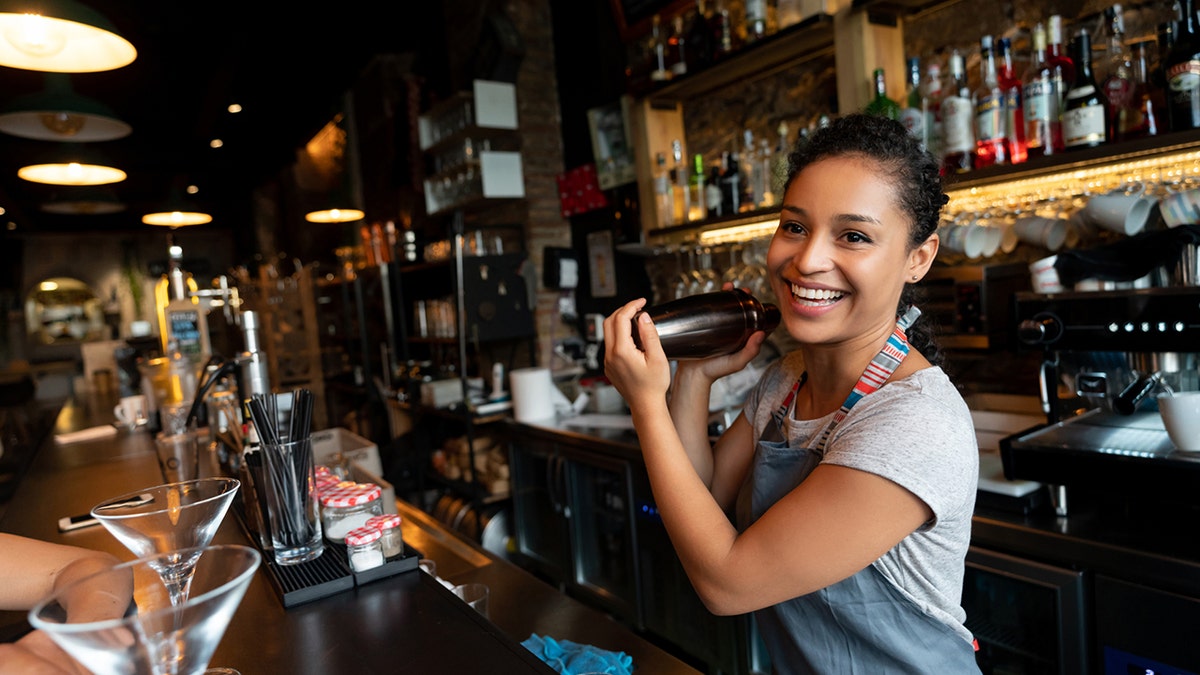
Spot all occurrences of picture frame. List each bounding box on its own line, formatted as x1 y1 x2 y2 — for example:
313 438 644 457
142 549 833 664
587 98 638 191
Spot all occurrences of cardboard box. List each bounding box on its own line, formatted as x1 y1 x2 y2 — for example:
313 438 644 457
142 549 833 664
310 427 382 477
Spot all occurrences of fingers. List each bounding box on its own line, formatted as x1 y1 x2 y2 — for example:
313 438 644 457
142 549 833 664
603 298 647 353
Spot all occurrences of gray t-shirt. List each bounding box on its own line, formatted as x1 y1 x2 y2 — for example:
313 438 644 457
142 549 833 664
742 351 979 643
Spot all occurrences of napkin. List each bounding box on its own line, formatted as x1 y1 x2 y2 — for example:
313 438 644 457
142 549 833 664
521 634 633 675
54 425 118 445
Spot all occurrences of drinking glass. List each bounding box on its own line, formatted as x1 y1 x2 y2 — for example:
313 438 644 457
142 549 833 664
91 477 240 606
29 544 260 675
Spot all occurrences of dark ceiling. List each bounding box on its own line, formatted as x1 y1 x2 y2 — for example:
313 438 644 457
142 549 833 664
0 1 437 236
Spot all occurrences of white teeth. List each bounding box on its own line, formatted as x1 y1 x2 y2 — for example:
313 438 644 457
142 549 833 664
791 284 845 303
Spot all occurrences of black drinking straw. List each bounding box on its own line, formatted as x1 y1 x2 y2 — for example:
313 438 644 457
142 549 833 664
248 390 316 551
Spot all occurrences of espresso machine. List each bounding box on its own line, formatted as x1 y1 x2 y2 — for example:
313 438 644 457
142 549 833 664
1001 286 1200 515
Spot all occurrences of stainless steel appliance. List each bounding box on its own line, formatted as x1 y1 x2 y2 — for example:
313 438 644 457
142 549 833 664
921 262 1031 350
1003 287 1200 514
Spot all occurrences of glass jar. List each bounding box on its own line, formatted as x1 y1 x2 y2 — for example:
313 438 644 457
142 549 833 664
344 525 384 572
319 482 383 543
365 514 403 558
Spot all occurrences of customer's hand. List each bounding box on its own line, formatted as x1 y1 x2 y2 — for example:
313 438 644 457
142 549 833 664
0 631 90 675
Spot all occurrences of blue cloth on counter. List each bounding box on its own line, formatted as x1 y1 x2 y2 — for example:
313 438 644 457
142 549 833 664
521 633 634 675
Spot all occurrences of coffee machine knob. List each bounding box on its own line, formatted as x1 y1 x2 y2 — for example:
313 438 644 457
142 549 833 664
1018 313 1063 345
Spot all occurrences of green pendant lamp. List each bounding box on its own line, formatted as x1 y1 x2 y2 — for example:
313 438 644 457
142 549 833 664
0 0 135 72
0 73 131 141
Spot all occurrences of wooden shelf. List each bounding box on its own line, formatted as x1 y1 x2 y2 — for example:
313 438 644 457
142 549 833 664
640 14 835 103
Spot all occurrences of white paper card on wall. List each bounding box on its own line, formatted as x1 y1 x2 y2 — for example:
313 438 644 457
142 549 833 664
472 80 518 129
559 258 579 289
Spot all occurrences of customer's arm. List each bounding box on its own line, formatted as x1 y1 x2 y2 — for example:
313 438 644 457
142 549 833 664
0 534 123 675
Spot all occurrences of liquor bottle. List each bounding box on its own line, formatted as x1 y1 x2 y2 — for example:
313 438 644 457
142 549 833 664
1062 30 1108 150
688 153 708 222
997 37 1026 164
711 0 735 59
650 14 670 82
719 149 742 215
744 0 775 44
941 50 975 174
654 152 674 227
1166 0 1200 131
772 120 791 198
741 129 761 210
1101 4 1134 140
898 57 926 144
758 138 775 207
922 62 945 161
668 14 688 78
706 163 724 217
1023 22 1061 158
973 36 1007 168
1118 39 1161 141
1044 14 1076 153
865 68 901 120
685 0 714 72
671 139 690 223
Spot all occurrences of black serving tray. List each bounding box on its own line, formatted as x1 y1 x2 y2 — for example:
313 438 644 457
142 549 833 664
232 497 420 607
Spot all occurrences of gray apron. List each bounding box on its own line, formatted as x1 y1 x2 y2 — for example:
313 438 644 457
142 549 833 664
736 308 980 674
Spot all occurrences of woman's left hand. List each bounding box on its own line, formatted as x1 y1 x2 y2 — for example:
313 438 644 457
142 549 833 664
603 298 672 410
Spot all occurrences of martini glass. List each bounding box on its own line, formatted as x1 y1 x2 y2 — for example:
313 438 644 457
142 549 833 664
29 544 260 675
91 477 240 607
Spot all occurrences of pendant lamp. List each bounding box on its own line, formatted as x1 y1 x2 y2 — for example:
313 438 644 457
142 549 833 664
17 142 125 185
142 182 212 227
0 73 130 141
305 206 364 223
0 0 136 72
302 110 364 223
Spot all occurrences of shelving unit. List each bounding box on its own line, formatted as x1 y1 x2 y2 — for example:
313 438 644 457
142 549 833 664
399 80 535 514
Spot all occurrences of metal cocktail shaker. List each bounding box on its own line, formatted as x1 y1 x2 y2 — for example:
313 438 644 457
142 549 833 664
633 289 780 359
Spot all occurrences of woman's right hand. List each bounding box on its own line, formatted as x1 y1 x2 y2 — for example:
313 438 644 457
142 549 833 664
603 298 673 410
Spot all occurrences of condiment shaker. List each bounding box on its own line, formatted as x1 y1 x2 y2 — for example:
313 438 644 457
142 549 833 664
633 289 780 359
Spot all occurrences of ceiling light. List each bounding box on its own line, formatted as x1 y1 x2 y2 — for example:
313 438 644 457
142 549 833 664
0 73 130 141
305 207 364 223
142 181 212 226
18 160 124 185
17 141 125 185
0 0 136 72
142 210 212 227
209 138 222 148
227 103 241 114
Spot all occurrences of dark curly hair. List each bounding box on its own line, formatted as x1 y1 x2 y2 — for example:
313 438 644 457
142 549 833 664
783 113 949 365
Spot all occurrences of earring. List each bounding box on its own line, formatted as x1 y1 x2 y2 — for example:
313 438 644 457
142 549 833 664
911 275 919 282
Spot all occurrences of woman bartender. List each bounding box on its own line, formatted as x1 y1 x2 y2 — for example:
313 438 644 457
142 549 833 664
604 113 980 672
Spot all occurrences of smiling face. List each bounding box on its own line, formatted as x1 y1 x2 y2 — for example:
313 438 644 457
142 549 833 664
767 154 937 350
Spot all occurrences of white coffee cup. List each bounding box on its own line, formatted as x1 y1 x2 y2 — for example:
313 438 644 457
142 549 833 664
1013 216 1067 251
113 394 149 429
1159 187 1200 228
1029 255 1063 293
1081 188 1155 236
1158 392 1200 452
940 223 988 258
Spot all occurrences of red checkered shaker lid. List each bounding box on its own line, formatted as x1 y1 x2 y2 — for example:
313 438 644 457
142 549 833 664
319 482 382 508
365 514 402 531
344 525 382 546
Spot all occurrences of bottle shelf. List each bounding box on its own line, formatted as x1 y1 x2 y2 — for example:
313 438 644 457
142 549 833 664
639 13 835 103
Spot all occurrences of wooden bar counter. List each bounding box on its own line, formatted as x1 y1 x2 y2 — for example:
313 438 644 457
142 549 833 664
0 394 701 675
